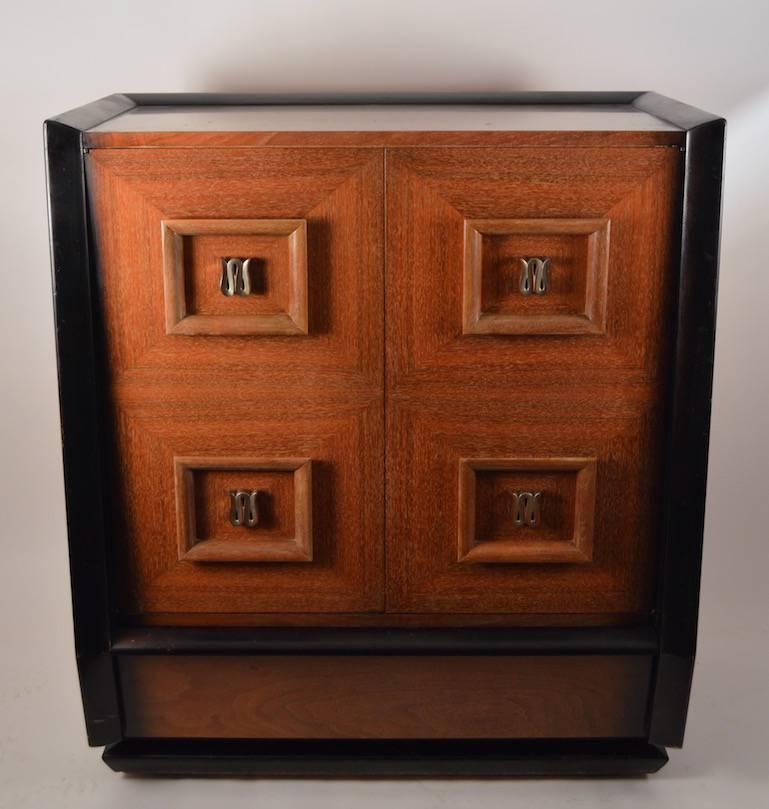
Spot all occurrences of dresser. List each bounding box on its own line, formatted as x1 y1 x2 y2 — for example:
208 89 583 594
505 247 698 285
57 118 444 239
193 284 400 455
45 93 724 776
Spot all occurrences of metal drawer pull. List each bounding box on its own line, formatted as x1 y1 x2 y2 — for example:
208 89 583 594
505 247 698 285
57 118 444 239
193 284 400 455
508 491 542 528
229 490 260 527
220 257 254 297
519 257 551 296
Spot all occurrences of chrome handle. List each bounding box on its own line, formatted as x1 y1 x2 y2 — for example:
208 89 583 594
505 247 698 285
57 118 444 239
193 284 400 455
220 257 254 297
229 490 260 527
519 257 551 296
508 490 542 528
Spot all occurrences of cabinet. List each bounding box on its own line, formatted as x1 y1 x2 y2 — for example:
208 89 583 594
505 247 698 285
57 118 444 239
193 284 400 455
45 93 724 776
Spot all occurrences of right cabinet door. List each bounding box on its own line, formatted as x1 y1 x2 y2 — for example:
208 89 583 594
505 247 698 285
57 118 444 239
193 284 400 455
386 147 682 619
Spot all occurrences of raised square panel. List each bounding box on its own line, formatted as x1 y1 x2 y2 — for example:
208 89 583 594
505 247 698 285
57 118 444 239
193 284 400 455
463 219 610 335
162 219 308 336
87 148 383 378
386 147 681 386
110 401 383 616
458 457 597 564
175 457 312 562
386 400 660 616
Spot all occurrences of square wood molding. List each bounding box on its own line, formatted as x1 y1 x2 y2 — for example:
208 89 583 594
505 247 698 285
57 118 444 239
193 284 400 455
458 457 597 564
462 218 610 335
161 218 308 336
174 457 313 562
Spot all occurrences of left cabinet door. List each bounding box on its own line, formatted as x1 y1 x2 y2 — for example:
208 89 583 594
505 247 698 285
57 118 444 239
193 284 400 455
86 148 384 618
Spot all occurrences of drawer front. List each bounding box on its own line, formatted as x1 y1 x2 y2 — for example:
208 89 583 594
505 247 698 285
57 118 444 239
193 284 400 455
386 147 681 616
119 654 652 740
86 148 384 615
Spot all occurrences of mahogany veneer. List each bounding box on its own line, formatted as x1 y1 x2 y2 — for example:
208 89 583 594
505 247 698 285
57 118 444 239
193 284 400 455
458 457 597 564
161 218 308 336
174 457 313 563
463 217 611 335
119 654 653 740
46 93 724 775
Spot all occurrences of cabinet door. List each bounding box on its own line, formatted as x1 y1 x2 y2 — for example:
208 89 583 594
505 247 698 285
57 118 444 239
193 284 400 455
87 148 384 617
386 147 681 618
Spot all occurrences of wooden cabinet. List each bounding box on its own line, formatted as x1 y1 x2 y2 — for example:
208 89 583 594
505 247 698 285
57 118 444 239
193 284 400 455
46 93 724 776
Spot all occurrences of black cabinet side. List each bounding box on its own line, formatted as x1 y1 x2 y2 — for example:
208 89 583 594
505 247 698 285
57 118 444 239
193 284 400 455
634 93 726 747
44 95 135 745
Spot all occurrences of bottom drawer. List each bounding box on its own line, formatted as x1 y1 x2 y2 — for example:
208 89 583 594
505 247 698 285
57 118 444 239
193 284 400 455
118 654 652 740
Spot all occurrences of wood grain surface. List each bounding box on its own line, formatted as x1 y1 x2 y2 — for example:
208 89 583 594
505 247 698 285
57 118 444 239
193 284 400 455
88 140 681 624
86 148 384 615
463 217 610 335
174 457 312 563
386 146 681 615
161 218 308 336
119 653 653 739
458 457 597 564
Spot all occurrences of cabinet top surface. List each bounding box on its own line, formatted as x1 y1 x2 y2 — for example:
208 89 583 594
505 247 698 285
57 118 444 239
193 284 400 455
89 104 682 133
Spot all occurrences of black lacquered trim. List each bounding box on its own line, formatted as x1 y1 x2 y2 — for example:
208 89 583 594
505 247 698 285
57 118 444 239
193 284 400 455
651 117 725 746
632 91 723 130
111 625 658 655
103 738 668 777
125 91 645 107
632 93 725 747
48 93 136 129
44 95 136 745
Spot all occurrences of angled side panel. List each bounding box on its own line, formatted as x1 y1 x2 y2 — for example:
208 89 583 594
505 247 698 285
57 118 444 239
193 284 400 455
45 94 135 745
635 96 725 746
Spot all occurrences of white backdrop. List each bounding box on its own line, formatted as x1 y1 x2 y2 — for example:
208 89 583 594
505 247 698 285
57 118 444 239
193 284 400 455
1 1 767 807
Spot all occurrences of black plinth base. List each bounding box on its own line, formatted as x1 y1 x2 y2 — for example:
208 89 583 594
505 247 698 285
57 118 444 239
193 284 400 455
103 738 668 777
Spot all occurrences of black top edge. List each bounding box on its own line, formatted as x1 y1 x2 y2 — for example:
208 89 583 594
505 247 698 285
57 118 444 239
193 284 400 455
47 92 725 135
633 92 724 131
124 91 646 107
46 93 136 132
111 625 658 655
